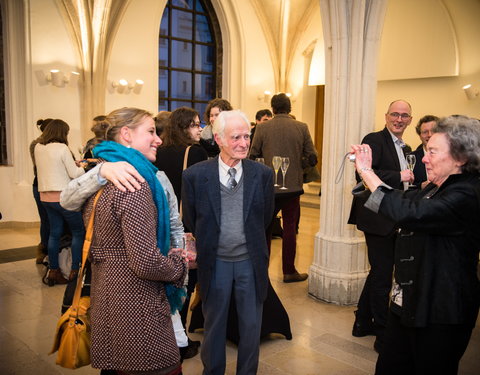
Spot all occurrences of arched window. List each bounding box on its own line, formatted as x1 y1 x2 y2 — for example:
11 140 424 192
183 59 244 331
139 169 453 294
159 0 222 122
0 4 7 165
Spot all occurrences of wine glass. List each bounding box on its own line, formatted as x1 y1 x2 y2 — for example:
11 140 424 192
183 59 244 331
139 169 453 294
272 156 282 187
255 158 265 164
406 154 416 188
280 157 290 190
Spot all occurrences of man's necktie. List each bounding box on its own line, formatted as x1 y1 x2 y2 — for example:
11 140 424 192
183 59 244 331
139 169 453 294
227 168 237 189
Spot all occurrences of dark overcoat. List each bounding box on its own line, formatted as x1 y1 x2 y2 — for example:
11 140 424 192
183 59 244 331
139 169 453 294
181 157 274 303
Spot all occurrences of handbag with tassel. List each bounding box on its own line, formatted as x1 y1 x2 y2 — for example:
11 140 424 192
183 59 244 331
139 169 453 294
50 188 103 369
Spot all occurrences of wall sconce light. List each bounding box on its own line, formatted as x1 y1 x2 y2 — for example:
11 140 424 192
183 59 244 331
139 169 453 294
129 79 144 94
46 69 80 87
68 71 80 86
463 84 479 100
258 90 272 103
112 79 144 94
46 69 67 87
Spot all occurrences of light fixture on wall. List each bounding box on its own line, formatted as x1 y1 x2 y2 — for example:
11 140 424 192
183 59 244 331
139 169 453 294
463 84 479 100
112 79 129 93
111 79 144 94
258 90 272 103
46 69 80 87
129 79 144 94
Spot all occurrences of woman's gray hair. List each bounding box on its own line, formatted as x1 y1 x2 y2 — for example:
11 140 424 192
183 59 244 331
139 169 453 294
212 110 251 140
433 115 480 173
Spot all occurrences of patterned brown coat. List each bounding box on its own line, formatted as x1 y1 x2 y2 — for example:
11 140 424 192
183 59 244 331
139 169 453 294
83 181 187 372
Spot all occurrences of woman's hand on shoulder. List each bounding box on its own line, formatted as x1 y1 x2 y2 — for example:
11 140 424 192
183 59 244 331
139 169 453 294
99 161 145 192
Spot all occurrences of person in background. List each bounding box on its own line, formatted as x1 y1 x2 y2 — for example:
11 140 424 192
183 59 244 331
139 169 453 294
249 93 317 283
200 98 233 157
250 109 272 143
350 115 480 375
29 118 53 263
83 115 108 159
411 115 439 188
34 119 86 285
155 111 172 137
81 107 188 375
348 100 414 352
154 106 206 358
156 106 208 204
182 110 274 375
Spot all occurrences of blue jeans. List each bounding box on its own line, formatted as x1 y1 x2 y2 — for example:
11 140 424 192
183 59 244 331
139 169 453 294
42 202 85 270
32 182 50 247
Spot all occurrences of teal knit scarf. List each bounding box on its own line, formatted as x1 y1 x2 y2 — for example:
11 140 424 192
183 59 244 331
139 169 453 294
94 141 185 314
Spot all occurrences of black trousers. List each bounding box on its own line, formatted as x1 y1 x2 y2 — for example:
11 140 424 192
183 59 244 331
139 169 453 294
356 231 395 327
375 310 474 375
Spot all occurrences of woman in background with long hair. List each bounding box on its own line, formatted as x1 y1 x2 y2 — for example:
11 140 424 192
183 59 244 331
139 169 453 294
34 119 86 285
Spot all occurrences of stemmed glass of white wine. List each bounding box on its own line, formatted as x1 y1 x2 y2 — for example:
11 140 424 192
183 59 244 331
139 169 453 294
272 156 282 187
406 154 416 188
280 157 290 190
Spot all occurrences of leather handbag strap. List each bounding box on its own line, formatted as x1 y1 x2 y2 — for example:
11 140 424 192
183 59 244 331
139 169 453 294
179 146 192 219
183 145 192 171
70 188 104 317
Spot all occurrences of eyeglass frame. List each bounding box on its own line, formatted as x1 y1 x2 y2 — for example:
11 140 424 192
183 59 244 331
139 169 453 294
189 121 201 128
388 112 412 120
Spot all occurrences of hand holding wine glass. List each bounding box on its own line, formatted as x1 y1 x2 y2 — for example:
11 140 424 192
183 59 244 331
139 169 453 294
406 154 416 187
280 157 290 190
272 156 282 187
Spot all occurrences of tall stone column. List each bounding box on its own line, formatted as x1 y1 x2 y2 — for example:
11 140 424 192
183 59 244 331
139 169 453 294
308 0 388 304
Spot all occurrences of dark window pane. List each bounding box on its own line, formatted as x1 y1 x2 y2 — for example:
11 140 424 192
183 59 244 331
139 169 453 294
159 71 169 97
160 8 169 35
172 9 192 39
159 38 169 66
159 0 219 113
195 44 214 72
194 102 208 125
194 74 214 101
171 101 193 111
0 7 6 165
158 99 168 111
195 0 206 13
171 40 192 69
172 0 193 9
171 71 192 99
195 14 211 42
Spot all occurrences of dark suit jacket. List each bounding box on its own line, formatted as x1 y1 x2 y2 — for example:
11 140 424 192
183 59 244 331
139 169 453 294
181 157 275 303
348 127 407 236
412 145 427 187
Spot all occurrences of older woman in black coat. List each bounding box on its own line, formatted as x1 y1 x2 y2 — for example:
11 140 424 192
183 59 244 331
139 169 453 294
351 115 480 375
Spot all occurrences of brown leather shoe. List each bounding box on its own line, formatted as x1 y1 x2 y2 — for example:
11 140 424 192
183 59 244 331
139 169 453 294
47 268 69 286
283 272 308 283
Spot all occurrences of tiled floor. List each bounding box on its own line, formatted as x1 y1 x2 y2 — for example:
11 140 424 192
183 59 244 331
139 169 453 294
0 205 479 375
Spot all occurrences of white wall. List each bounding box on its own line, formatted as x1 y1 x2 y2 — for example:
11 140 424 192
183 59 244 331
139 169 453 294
287 2 322 136
105 0 166 115
0 0 82 223
375 0 480 149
